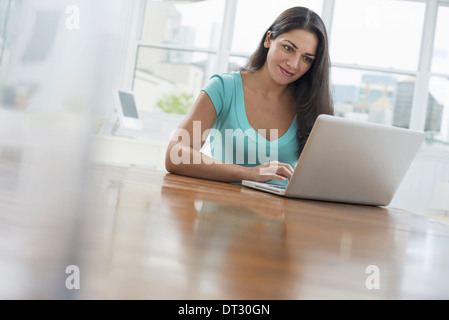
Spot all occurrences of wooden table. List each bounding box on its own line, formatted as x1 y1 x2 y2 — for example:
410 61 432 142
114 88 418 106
3 110 445 300
73 164 449 299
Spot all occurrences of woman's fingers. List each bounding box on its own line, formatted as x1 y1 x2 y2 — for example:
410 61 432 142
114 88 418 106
256 161 294 181
276 163 294 178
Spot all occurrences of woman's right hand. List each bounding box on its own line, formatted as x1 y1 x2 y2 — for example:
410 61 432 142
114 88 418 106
248 161 294 182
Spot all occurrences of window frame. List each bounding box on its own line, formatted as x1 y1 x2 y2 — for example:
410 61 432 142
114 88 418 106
126 0 449 144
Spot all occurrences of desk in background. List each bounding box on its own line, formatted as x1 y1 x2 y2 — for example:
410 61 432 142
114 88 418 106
75 165 449 299
90 134 167 170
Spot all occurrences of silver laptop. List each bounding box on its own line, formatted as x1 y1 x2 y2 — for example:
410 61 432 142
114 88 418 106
242 115 425 206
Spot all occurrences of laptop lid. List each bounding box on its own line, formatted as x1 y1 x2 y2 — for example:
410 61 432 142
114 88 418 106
285 115 425 206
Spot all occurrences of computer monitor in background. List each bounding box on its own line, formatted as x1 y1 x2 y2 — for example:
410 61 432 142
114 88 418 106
116 90 143 130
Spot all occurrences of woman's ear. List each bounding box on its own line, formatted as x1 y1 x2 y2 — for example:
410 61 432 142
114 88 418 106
264 31 272 48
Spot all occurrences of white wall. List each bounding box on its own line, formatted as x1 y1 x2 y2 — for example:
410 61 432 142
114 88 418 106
390 142 449 215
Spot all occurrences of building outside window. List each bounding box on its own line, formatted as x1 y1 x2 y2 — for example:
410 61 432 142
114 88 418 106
330 0 425 129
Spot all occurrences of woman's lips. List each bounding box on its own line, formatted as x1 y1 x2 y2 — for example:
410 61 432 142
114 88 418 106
280 66 294 77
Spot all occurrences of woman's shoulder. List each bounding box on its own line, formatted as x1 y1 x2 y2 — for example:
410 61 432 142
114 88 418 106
202 72 242 115
205 71 242 93
208 71 241 82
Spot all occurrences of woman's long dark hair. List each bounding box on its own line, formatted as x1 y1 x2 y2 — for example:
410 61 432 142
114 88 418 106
243 7 334 157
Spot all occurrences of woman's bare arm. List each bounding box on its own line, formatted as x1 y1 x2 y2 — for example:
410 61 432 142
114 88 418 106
165 91 293 182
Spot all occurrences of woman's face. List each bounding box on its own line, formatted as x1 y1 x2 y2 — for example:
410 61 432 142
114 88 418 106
264 29 318 85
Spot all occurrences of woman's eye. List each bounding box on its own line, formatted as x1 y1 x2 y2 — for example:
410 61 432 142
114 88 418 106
304 56 313 63
283 45 293 52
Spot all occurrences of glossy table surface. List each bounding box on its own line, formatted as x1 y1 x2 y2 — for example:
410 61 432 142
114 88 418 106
2 110 448 300
73 165 449 299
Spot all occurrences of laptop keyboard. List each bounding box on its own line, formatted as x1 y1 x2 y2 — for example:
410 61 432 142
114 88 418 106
268 184 287 190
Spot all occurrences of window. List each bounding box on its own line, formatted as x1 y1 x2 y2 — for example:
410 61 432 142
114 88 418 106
427 4 449 143
133 0 323 114
426 77 447 138
331 0 424 71
133 0 226 115
129 0 448 147
140 1 224 49
332 67 416 126
431 5 449 75
0 0 21 104
330 0 425 129
228 0 323 71
231 0 323 55
0 0 15 68
134 47 216 113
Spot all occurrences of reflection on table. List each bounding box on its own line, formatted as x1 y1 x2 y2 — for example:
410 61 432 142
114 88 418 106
78 165 449 299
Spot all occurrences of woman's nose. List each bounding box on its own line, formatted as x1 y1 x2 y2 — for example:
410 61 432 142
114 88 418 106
286 56 300 71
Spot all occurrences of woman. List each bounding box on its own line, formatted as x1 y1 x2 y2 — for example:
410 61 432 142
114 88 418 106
165 6 333 184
